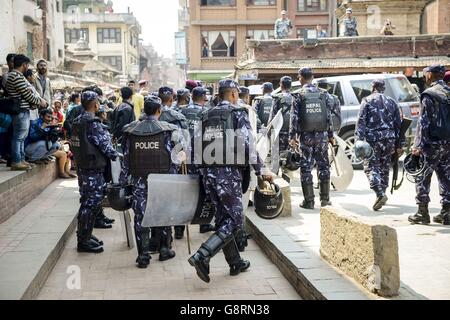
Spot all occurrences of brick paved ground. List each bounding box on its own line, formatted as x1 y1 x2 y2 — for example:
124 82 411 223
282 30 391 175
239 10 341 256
37 209 301 300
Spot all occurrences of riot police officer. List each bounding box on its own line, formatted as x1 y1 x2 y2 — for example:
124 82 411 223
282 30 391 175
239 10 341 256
409 65 450 225
289 67 334 209
188 79 273 283
355 79 403 211
181 86 215 234
72 91 119 253
174 88 191 112
120 96 181 268
158 86 189 240
253 82 274 127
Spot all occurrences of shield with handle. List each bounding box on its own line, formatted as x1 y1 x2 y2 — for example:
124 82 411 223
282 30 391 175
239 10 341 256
142 174 214 227
329 134 354 192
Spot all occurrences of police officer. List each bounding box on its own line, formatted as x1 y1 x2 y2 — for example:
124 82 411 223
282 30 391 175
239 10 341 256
181 87 216 234
120 96 181 268
290 67 334 209
269 76 294 154
158 86 189 240
188 79 273 283
72 91 119 253
316 80 342 132
253 82 274 127
408 65 450 225
343 8 358 37
174 88 191 112
355 79 403 211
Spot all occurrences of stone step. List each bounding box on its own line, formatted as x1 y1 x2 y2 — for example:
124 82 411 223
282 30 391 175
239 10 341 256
0 178 78 300
0 163 58 224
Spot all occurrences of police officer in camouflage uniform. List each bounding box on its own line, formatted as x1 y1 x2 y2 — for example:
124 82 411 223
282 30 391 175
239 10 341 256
158 87 190 240
343 8 358 37
120 96 181 268
181 87 216 234
188 79 273 283
289 67 334 209
174 88 191 112
409 65 450 225
355 79 403 211
72 91 119 253
253 82 274 127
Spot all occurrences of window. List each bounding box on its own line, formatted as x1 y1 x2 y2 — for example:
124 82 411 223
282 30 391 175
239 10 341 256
58 49 63 58
201 31 236 57
130 32 137 48
247 30 275 40
247 0 276 5
64 28 89 43
297 0 327 12
99 56 123 71
27 32 33 60
84 8 92 13
56 1 60 12
333 82 345 105
350 80 373 104
97 28 121 43
296 27 315 38
200 0 236 6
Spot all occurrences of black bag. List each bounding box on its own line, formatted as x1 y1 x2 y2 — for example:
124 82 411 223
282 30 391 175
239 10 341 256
0 97 22 115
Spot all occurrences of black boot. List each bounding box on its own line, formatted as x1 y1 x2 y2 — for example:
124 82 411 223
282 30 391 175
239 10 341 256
188 231 233 283
77 210 103 253
373 190 388 211
94 207 112 229
159 227 176 261
223 236 250 276
98 208 115 224
199 224 215 234
319 180 332 207
174 225 185 239
135 227 151 269
300 182 315 209
234 228 251 252
433 204 450 224
149 227 161 253
91 234 103 246
408 203 430 225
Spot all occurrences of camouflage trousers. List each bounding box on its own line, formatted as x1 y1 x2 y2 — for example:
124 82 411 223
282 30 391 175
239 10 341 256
299 134 330 184
202 168 243 236
77 169 106 242
364 139 395 195
416 145 450 205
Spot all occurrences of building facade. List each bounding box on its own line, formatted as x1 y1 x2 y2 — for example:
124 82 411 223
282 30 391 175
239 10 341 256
1 0 65 67
421 0 450 34
63 0 141 83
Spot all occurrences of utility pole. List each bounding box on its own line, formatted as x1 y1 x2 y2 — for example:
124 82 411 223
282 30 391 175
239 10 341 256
42 0 48 60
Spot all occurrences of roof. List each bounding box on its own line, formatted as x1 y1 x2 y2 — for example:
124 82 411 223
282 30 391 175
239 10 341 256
236 56 450 73
82 59 121 74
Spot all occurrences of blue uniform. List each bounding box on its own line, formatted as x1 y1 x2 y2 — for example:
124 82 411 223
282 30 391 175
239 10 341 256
344 17 358 36
414 80 450 205
356 92 402 195
290 84 334 184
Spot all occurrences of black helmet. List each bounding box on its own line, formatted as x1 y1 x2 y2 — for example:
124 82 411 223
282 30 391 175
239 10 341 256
404 153 433 184
280 148 301 171
254 182 284 220
354 140 373 161
107 184 133 211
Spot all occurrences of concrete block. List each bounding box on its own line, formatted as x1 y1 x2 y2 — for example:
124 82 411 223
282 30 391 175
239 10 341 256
320 207 400 297
274 178 291 217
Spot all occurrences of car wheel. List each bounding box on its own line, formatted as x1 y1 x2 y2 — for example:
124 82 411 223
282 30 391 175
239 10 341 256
340 130 364 170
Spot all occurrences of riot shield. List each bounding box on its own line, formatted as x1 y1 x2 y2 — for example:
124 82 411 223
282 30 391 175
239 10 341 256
329 134 354 192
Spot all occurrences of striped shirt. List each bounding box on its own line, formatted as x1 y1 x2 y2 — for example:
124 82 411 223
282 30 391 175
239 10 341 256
5 70 41 110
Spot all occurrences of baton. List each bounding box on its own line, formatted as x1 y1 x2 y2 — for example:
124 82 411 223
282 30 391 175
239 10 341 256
329 143 340 177
181 162 192 254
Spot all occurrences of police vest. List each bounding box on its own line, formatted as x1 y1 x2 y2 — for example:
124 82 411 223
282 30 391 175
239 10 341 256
423 83 450 140
201 106 249 167
160 108 188 129
274 94 293 133
181 107 203 135
124 120 177 177
298 89 328 132
255 96 273 126
71 116 107 170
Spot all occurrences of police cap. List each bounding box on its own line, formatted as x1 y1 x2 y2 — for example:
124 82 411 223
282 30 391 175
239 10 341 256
423 64 446 75
262 82 274 91
444 70 450 83
371 78 385 88
158 86 174 96
239 86 250 95
280 76 292 86
192 87 207 98
219 79 241 92
177 88 190 97
298 67 313 77
81 91 99 105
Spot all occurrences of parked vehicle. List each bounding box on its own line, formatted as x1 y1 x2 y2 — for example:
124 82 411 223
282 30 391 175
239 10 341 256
274 74 420 167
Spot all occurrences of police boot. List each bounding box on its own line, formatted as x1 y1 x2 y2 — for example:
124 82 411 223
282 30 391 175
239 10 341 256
235 228 252 252
94 207 112 229
319 180 332 207
135 227 151 269
408 204 430 225
159 227 176 261
77 211 103 253
433 204 450 224
149 227 161 253
174 225 185 239
223 237 250 276
373 190 388 211
188 231 233 283
199 224 215 234
98 207 115 224
300 183 315 209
